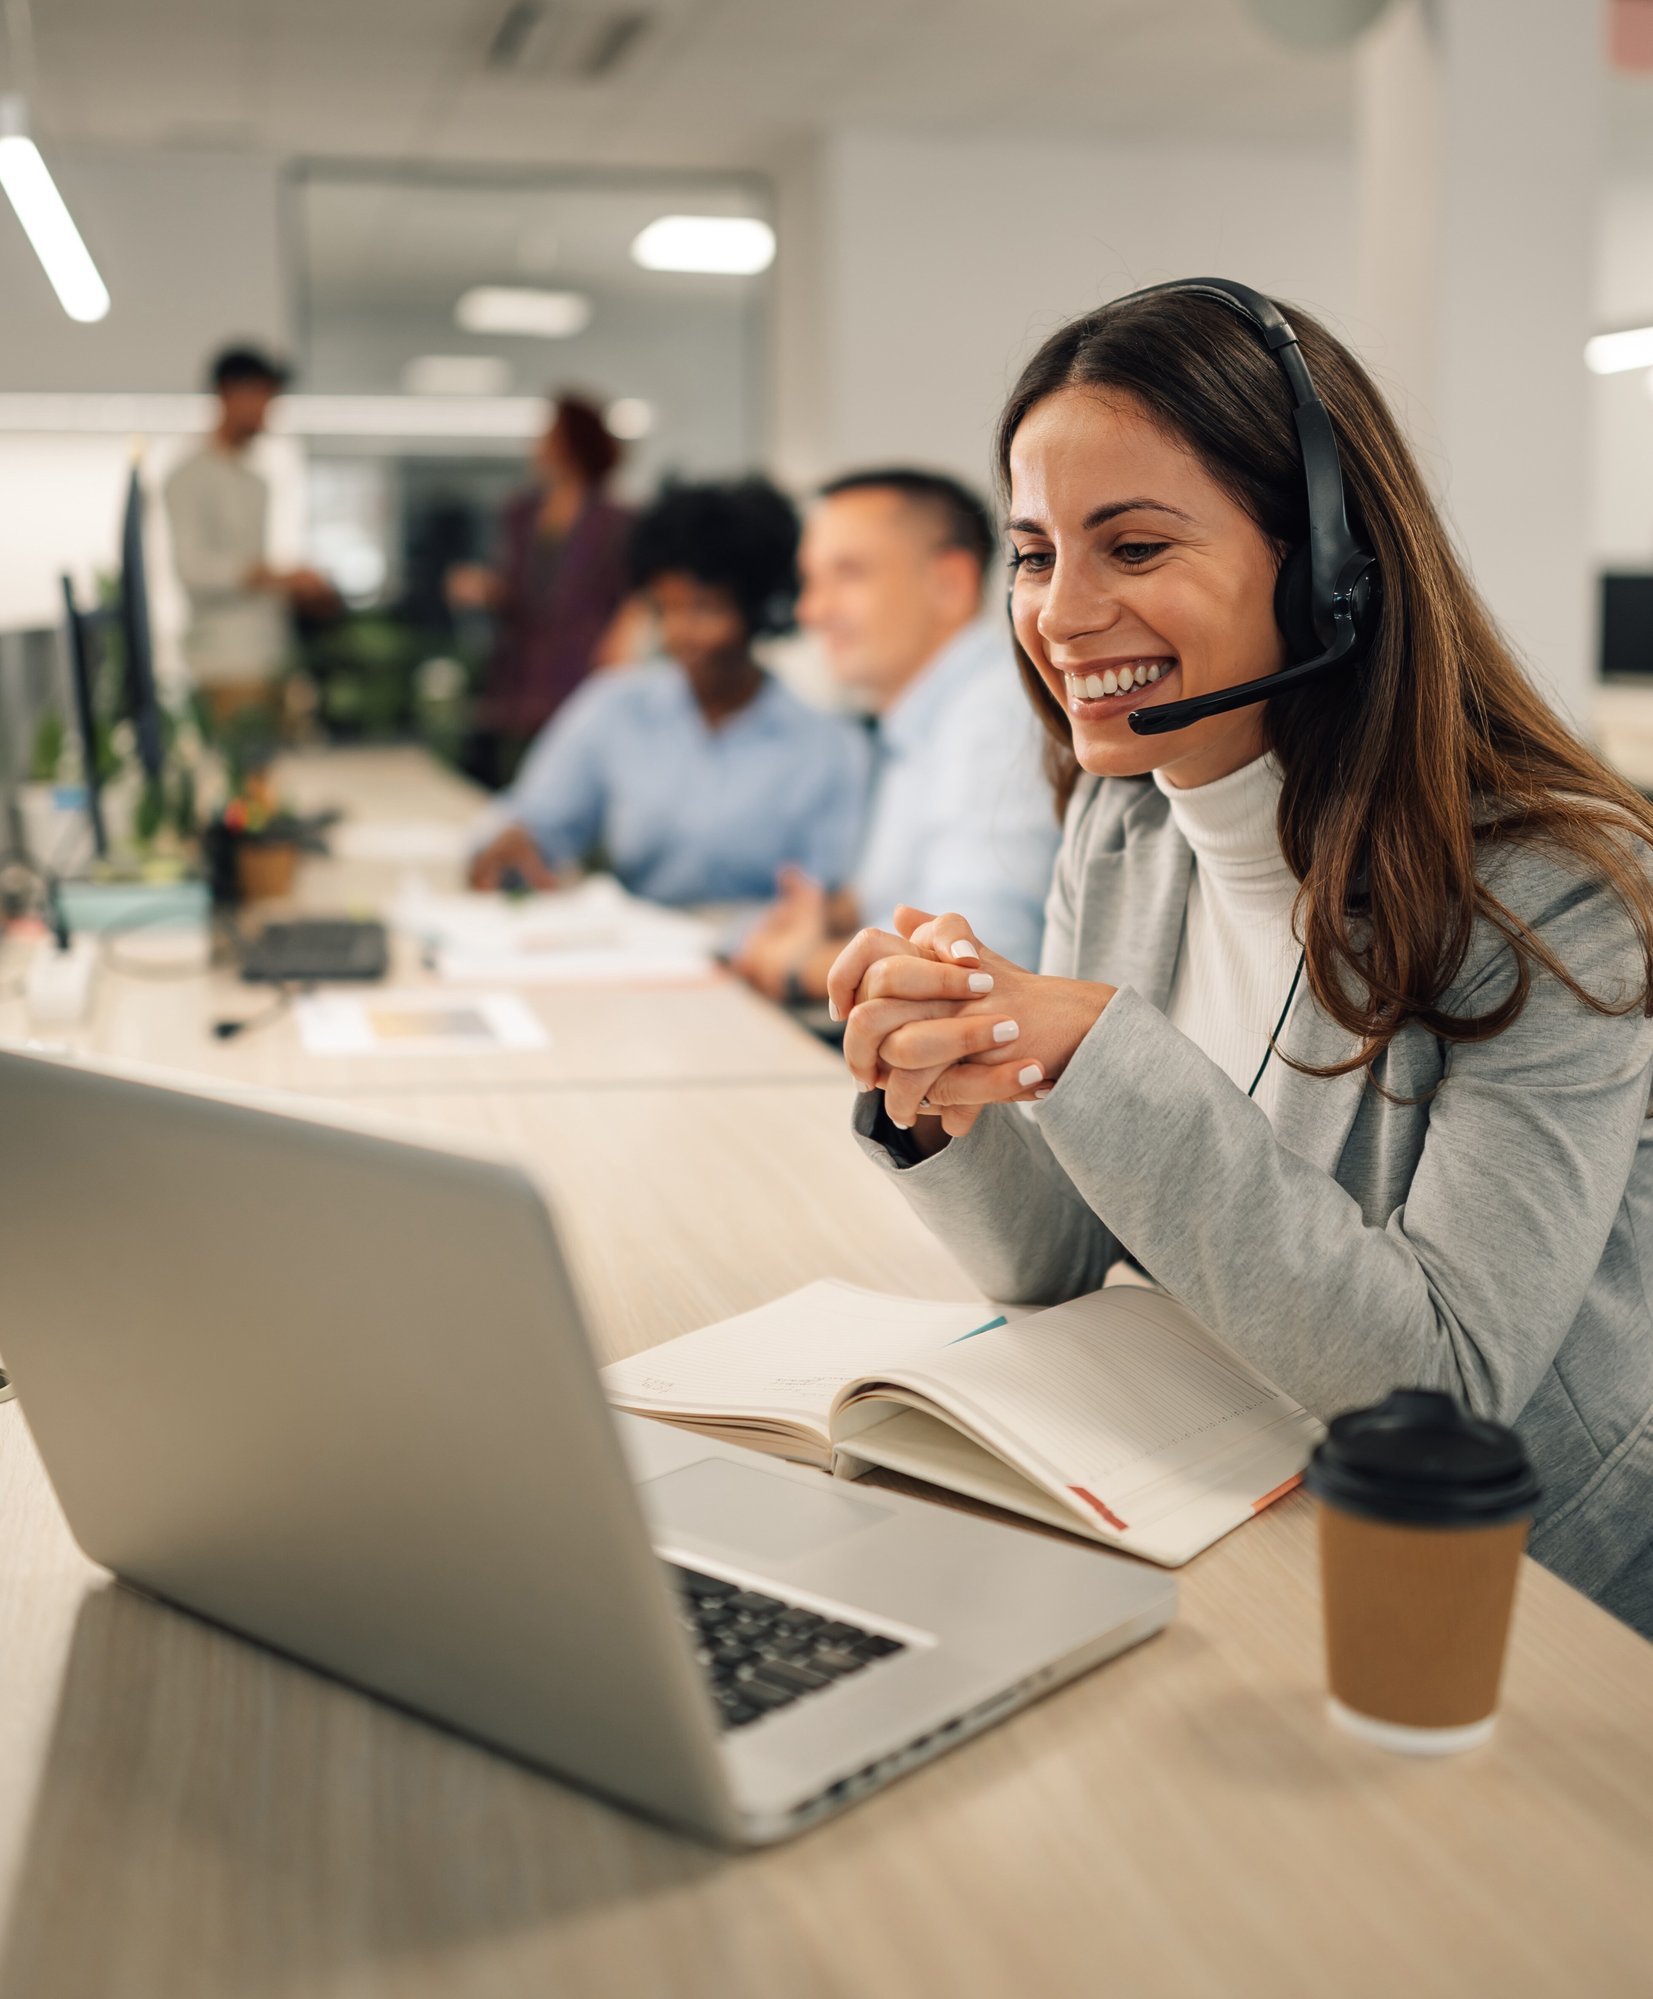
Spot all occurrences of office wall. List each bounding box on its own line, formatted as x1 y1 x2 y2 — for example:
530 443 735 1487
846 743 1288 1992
768 141 831 494
770 130 1358 496
305 299 764 496
1594 173 1653 570
1387 0 1596 724
769 125 1653 715
0 148 288 390
0 432 306 687
0 147 290 641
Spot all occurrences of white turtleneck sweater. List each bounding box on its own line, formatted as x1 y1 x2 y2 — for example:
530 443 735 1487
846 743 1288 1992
1153 752 1303 1120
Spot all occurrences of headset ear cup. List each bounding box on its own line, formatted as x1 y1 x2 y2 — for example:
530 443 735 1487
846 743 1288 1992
1272 545 1318 663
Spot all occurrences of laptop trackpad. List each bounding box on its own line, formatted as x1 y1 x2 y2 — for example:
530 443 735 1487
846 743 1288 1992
643 1457 893 1567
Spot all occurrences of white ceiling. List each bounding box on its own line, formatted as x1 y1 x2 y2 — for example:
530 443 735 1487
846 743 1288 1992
14 1 1653 188
23 0 1364 165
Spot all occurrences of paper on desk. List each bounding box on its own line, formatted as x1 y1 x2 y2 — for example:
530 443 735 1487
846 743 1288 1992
295 988 549 1056
390 876 719 987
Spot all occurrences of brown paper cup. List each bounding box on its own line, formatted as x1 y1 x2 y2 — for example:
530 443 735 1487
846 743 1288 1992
1307 1388 1540 1757
1317 1503 1530 1754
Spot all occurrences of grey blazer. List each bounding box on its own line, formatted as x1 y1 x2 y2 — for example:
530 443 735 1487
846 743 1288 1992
854 774 1653 1638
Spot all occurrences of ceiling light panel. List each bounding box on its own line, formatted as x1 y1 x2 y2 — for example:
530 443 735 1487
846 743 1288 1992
1586 327 1653 375
455 286 592 337
402 355 514 396
630 215 775 275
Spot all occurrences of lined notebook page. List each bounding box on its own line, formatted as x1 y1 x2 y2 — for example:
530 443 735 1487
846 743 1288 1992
854 1286 1319 1532
601 1281 994 1433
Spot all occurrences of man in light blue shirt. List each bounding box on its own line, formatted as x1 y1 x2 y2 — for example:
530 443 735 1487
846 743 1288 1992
732 470 1058 1000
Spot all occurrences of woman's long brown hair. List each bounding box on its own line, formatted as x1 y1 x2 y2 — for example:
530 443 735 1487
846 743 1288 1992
997 291 1653 1080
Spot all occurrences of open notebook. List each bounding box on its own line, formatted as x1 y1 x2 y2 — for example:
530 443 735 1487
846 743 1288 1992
603 1280 1323 1568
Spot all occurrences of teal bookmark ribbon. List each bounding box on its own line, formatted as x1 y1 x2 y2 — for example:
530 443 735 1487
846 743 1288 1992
947 1314 1007 1345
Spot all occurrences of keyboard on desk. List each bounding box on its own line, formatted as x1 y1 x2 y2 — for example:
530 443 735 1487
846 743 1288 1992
668 1564 906 1730
241 919 389 985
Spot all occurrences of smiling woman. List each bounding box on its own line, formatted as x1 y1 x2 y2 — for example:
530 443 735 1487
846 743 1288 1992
832 282 1653 1640
1004 407 1286 789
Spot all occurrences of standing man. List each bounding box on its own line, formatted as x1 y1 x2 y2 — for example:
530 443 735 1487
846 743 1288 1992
164 345 336 727
732 469 1057 1002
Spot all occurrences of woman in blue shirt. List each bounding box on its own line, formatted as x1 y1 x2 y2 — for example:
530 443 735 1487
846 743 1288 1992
468 478 865 905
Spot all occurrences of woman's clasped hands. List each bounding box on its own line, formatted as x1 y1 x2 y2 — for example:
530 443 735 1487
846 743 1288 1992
827 907 1117 1147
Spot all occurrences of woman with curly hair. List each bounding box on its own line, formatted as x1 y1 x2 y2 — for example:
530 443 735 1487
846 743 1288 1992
468 477 864 906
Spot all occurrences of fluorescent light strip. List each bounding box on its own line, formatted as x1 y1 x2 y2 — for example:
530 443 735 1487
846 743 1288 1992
0 393 547 439
0 134 111 323
1585 326 1653 375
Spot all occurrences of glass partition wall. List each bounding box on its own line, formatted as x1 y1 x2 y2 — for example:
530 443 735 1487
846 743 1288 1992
288 165 771 738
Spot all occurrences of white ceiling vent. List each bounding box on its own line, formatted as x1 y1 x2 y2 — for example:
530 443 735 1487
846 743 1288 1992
483 2 657 81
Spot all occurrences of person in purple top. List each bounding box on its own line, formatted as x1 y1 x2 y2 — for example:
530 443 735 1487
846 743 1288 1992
450 392 634 787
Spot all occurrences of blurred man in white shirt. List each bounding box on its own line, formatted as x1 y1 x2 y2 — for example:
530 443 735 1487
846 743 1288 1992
733 469 1058 1003
163 346 336 725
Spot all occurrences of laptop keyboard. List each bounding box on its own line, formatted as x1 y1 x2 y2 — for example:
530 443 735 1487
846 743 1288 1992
668 1564 906 1730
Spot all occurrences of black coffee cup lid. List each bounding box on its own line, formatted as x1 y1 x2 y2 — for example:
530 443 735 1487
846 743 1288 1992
1305 1388 1541 1527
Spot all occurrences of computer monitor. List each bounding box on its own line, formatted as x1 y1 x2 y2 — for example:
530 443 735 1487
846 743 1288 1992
118 464 165 781
59 574 107 860
1601 573 1653 680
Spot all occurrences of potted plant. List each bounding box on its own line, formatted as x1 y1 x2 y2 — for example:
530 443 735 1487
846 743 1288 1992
213 770 305 903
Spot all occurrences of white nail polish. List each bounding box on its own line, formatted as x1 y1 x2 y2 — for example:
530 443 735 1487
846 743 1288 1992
992 1020 1020 1044
968 972 994 993
949 939 979 960
891 1118 912 1131
827 999 840 1021
1033 1087 1054 1102
1018 1063 1044 1087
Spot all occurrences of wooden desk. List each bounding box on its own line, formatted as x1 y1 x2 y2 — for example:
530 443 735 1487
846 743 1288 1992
280 742 486 826
0 746 839 1096
0 1081 1650 1998
0 954 837 1098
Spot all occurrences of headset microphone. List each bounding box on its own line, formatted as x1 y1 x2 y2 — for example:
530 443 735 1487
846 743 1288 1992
1078 277 1381 738
1127 564 1369 735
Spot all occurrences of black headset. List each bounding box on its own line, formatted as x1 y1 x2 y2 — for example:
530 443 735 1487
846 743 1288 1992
1012 276 1381 738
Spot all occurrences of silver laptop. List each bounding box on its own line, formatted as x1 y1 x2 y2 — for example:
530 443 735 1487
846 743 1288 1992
0 1048 1174 1846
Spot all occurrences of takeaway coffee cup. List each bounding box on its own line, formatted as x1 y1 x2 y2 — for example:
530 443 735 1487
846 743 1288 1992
1305 1388 1541 1755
